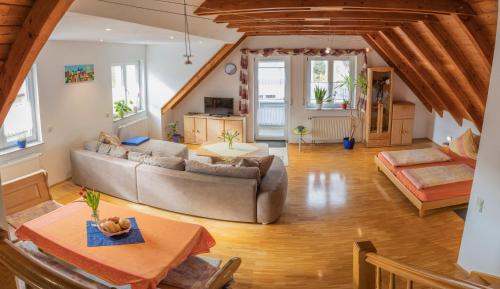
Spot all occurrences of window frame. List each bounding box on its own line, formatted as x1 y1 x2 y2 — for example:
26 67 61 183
0 66 41 151
305 55 356 110
111 60 145 121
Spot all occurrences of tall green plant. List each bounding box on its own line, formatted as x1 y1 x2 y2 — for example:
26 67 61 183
336 73 369 141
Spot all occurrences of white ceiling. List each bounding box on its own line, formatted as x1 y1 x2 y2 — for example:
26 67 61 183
51 12 223 45
63 0 242 43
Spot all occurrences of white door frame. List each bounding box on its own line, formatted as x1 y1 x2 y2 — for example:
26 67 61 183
253 56 291 141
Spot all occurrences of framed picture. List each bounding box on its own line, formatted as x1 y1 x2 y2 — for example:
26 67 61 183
65 64 94 83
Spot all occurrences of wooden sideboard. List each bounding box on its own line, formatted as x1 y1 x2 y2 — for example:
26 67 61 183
184 114 247 144
391 101 415 146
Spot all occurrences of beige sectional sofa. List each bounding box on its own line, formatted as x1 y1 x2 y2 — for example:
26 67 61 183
70 141 287 224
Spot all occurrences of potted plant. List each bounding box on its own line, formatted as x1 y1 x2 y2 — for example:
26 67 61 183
313 85 332 110
113 100 132 119
337 73 368 150
341 99 350 110
167 121 181 143
16 134 27 149
219 130 240 149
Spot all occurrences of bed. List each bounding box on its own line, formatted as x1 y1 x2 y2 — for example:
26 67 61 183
374 147 476 217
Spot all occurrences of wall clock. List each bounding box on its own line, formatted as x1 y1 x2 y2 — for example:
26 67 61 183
224 63 237 75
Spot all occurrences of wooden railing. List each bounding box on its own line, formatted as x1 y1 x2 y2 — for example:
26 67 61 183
353 241 492 289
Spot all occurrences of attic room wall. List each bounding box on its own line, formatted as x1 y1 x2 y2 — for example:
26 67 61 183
169 35 434 143
428 112 480 145
0 41 147 185
458 6 500 275
146 41 224 138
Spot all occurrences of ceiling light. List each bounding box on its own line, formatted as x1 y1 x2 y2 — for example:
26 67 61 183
105 28 112 31
99 39 104 42
170 36 175 40
325 47 331 54
199 40 203 44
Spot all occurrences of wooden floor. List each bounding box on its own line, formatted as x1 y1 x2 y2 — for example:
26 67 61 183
3 140 468 288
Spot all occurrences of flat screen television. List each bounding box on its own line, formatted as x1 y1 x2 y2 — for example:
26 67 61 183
204 97 234 116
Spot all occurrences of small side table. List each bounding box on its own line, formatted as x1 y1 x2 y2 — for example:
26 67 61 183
293 128 310 152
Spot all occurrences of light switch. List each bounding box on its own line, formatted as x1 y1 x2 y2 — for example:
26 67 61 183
477 196 484 213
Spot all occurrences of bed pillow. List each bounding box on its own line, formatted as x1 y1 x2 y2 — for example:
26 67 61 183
450 129 479 160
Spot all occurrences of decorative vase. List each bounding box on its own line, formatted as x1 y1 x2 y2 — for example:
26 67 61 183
315 103 322 110
343 137 355 150
228 140 234 149
341 103 348 110
91 209 100 224
16 140 26 149
172 134 181 143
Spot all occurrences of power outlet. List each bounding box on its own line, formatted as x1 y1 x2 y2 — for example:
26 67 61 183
477 196 485 213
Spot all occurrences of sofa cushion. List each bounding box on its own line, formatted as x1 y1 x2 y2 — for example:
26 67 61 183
109 145 128 159
128 151 150 162
124 139 188 159
97 143 113 155
143 156 185 171
98 131 121 146
84 140 100 152
186 160 260 181
238 155 275 177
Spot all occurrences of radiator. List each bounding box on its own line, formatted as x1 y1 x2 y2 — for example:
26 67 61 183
312 117 351 143
117 117 149 140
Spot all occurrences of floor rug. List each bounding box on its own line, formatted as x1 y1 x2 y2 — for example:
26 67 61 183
256 140 287 148
269 146 289 166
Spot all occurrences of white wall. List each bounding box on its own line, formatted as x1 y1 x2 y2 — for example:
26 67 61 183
427 112 480 145
458 8 500 275
170 35 434 143
0 41 147 185
146 41 223 138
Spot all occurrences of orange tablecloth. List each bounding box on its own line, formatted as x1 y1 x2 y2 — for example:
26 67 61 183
16 201 216 289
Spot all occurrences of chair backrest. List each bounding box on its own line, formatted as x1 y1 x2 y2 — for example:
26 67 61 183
207 257 242 289
2 170 52 216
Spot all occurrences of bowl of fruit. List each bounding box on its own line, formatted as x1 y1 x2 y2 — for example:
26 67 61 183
97 217 132 237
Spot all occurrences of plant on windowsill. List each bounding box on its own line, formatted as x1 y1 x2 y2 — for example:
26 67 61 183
114 100 132 119
341 99 350 110
78 187 101 224
16 134 27 149
219 130 240 149
313 85 332 110
336 73 368 150
167 121 182 143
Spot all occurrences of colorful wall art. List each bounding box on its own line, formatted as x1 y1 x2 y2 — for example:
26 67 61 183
65 64 95 83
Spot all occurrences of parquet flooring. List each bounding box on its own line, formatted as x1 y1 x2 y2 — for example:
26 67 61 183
3 140 468 288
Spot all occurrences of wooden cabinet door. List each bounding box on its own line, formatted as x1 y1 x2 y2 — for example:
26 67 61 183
402 119 414 145
195 117 207 144
183 116 196 144
391 119 403 145
224 120 244 143
207 119 225 142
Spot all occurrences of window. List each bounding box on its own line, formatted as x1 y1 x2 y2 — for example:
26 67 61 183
306 56 356 109
111 61 144 120
0 68 41 151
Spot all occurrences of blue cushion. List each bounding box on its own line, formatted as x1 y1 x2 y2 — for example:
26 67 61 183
121 136 149 146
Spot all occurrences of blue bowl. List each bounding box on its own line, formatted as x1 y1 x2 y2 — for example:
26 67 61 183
343 137 355 150
17 140 27 149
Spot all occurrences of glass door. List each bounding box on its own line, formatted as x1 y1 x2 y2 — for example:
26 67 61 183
254 58 289 140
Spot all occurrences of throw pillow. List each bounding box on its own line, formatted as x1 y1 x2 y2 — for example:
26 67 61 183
185 160 260 181
98 132 122 147
450 129 479 160
97 143 113 155
237 155 275 177
128 151 150 163
83 140 100 152
109 145 128 159
143 156 185 171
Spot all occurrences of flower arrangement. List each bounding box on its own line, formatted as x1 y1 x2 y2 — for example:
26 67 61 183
113 100 132 119
16 134 27 149
78 187 101 223
219 130 240 149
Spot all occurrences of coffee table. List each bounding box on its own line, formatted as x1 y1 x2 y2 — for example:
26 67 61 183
196 142 269 159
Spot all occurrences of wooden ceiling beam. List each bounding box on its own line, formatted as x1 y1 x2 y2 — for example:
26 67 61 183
214 11 438 23
453 14 494 66
423 21 489 104
227 20 405 29
363 33 442 116
395 26 483 128
378 30 467 125
247 31 371 36
237 26 387 33
0 0 73 125
196 0 475 16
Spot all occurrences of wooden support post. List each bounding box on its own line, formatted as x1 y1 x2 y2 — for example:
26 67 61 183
353 241 377 289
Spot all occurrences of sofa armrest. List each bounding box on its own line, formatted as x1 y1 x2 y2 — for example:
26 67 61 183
257 157 288 224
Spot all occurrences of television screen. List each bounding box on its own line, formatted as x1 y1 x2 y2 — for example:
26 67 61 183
204 97 234 115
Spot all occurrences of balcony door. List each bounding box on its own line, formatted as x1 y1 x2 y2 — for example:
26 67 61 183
254 57 290 140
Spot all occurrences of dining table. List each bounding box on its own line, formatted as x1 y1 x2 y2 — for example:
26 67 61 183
15 201 216 289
